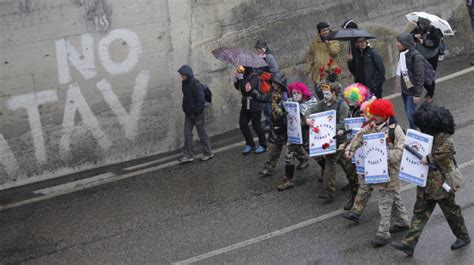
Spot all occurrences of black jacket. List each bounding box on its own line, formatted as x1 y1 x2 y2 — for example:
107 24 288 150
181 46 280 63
234 70 269 112
410 26 442 59
348 47 385 92
178 65 205 116
397 33 425 97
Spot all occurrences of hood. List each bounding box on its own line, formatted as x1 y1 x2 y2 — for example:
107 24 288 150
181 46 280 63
397 33 415 50
178 65 194 78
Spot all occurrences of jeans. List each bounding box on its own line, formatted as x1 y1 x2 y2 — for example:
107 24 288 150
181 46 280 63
261 102 272 129
402 93 417 129
183 113 213 158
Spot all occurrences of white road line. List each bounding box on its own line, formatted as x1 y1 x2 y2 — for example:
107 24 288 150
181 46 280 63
172 159 473 265
33 172 116 195
124 154 181 170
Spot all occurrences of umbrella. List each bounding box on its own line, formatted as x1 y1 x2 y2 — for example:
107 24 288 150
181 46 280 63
211 47 268 68
328 28 376 41
405 12 454 36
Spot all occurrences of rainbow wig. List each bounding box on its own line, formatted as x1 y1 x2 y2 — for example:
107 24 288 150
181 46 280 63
343 83 371 107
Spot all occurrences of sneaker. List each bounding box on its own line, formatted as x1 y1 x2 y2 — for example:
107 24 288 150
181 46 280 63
296 160 309 170
371 236 389 247
200 154 214 161
241 145 254 155
258 169 273 178
389 224 409 234
391 241 414 256
438 55 444 61
254 146 267 154
451 238 471 250
277 178 295 191
342 211 360 223
178 157 194 163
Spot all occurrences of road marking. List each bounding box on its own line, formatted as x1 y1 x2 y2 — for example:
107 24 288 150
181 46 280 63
33 172 116 195
124 154 181 170
171 159 473 265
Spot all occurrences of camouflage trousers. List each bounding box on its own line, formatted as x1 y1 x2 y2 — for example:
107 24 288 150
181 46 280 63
322 151 357 195
263 143 308 174
402 193 470 248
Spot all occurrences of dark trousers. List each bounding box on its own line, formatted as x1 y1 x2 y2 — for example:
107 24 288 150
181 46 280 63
425 54 439 97
183 113 213 158
239 107 267 148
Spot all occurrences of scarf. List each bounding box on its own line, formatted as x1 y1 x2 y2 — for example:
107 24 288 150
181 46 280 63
396 50 408 77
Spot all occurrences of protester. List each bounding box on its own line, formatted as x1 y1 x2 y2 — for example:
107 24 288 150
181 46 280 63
255 40 279 131
392 104 470 256
305 80 350 203
259 74 309 178
234 66 268 154
395 33 425 129
343 99 410 247
307 22 341 99
277 82 315 191
177 65 214 163
347 37 386 98
410 17 443 103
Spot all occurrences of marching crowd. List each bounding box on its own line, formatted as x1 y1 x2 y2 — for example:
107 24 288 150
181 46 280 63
176 16 471 257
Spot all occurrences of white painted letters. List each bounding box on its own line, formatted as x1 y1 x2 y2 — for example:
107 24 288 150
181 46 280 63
0 133 21 178
98 28 142 75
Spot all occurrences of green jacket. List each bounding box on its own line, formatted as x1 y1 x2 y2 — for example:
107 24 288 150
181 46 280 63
422 133 456 200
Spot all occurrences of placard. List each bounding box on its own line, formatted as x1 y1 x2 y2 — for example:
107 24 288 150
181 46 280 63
351 128 361 164
399 129 433 187
283 102 303 144
308 110 337 157
344 117 365 141
363 132 389 184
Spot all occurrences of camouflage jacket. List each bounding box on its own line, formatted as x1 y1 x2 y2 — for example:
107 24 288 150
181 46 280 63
421 133 456 200
346 118 405 190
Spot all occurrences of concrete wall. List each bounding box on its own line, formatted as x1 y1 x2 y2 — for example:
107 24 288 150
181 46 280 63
0 0 471 189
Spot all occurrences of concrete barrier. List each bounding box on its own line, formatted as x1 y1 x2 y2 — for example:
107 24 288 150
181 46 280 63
0 0 471 189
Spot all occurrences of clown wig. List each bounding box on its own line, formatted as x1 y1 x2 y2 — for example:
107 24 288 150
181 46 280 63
368 99 395 119
360 97 376 119
343 83 371 107
288 82 312 99
413 104 455 135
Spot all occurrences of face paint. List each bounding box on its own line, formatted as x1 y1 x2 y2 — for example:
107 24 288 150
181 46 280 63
323 91 332 101
292 91 303 102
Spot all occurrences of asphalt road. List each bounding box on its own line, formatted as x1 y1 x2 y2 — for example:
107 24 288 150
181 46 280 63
1 57 474 265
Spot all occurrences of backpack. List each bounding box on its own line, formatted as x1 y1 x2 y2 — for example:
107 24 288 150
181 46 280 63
388 124 405 144
412 52 436 86
202 84 212 105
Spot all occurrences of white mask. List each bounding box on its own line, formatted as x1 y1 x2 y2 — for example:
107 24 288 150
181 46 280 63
323 91 332 101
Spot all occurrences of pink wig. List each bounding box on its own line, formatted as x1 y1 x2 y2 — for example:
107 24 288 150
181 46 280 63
288 82 312 99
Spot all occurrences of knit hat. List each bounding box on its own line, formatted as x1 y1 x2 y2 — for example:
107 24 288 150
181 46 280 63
317 22 330 32
255 39 268 49
368 99 395 118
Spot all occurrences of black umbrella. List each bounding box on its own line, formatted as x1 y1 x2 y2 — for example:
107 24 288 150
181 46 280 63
328 28 376 41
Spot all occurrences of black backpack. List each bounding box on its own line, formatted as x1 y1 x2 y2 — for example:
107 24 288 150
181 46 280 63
202 84 212 104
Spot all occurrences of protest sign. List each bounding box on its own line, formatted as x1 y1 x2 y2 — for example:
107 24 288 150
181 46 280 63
284 102 303 144
363 132 389 184
309 110 336 157
399 129 433 187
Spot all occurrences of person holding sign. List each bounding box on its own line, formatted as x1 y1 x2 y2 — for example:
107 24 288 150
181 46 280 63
343 99 410 247
277 82 314 191
305 81 349 203
392 105 470 256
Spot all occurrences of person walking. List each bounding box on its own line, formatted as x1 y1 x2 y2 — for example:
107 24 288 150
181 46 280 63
347 37 386 98
343 99 410 247
234 66 268 154
177 65 214 163
395 33 425 129
410 17 443 103
392 104 470 256
307 22 341 100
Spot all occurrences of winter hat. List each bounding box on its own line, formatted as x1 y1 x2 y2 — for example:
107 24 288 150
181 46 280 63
343 83 371 107
341 19 358 29
255 39 268 50
317 22 330 32
368 99 395 118
288 82 312 98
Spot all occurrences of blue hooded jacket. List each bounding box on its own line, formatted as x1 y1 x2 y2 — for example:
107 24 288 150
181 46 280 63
178 65 205 116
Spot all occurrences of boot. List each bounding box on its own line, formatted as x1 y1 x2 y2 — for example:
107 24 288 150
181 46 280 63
451 238 471 250
318 192 334 204
391 241 414 256
343 190 357 211
371 236 389 247
342 211 360 223
277 177 295 191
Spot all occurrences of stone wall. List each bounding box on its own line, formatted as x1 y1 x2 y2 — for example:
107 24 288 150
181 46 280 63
0 0 471 189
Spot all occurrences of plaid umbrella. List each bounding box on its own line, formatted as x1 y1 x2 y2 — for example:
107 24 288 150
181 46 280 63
211 47 268 68
328 28 376 41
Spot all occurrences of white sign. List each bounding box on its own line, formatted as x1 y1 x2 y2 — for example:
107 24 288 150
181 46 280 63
355 145 365 175
284 102 303 144
363 132 389 184
309 110 336 157
399 129 433 187
344 117 366 140
350 128 361 164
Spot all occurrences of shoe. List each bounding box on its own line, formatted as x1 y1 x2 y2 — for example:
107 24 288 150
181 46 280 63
241 145 254 155
341 183 351 191
296 160 309 170
200 154 214 161
371 236 389 247
258 169 273 178
391 241 414 256
389 224 409 234
277 178 295 191
254 146 267 154
343 191 356 211
438 55 444 61
178 157 194 163
318 193 334 204
451 238 471 250
342 211 360 223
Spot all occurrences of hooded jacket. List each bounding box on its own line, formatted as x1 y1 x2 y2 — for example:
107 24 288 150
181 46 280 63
410 25 443 60
397 33 425 97
178 65 205 116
